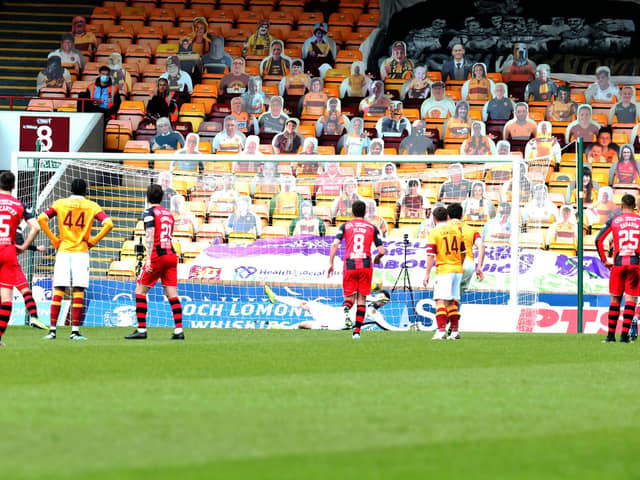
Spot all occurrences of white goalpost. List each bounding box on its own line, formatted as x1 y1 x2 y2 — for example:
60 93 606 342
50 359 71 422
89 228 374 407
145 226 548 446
10 151 551 332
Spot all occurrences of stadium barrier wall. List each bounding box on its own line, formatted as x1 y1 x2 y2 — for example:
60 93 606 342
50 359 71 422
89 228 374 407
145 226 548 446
0 112 103 169
8 278 610 334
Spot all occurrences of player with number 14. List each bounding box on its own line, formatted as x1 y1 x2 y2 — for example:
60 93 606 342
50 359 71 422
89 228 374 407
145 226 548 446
424 206 466 340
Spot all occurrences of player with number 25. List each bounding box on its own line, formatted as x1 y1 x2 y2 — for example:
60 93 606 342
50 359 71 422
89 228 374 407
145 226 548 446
595 194 640 343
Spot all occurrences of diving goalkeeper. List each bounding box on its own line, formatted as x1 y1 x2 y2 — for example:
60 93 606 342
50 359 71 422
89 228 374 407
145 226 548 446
264 285 400 330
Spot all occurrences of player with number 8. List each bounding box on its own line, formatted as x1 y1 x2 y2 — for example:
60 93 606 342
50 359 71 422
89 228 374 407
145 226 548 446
328 200 385 339
38 178 113 341
595 193 640 343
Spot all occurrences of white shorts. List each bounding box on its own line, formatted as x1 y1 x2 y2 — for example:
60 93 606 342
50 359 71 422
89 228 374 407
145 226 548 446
433 272 462 301
461 258 476 293
53 251 90 288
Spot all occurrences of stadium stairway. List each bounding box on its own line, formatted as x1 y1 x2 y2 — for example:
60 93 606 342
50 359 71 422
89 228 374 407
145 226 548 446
0 0 97 110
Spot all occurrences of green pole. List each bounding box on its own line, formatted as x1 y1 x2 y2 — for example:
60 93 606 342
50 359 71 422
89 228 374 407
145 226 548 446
25 158 40 325
577 138 584 334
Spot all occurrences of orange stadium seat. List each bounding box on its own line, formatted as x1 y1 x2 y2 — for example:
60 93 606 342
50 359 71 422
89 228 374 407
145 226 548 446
277 4 303 21
612 131 629 145
179 103 207 131
130 82 156 106
328 12 355 29
270 24 293 41
225 28 252 50
236 10 264 30
80 61 99 80
27 99 54 112
284 46 301 60
181 241 209 260
148 7 176 28
197 222 226 244
119 10 146 30
142 63 165 83
108 260 137 278
123 157 151 169
177 8 207 28
335 50 362 70
612 121 635 141
343 31 369 51
207 9 237 32
340 1 365 18
118 100 147 131
125 44 152 68
199 141 213 155
123 62 141 84
126 3 154 13
38 87 69 109
261 226 288 239
218 0 246 9
191 84 218 114
570 92 586 104
487 72 502 83
105 119 133 151
357 13 380 31
94 42 121 64
90 6 117 29
164 26 191 44
56 100 78 112
123 139 151 154
70 80 91 98
105 24 135 50
202 67 227 85
285 29 312 50
154 43 179 62
592 113 609 127
84 21 105 43
268 10 292 28
248 3 275 18
323 68 349 89
297 12 325 30
136 26 166 51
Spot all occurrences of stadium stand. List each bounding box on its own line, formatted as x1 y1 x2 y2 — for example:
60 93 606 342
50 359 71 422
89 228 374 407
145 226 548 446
9 0 640 282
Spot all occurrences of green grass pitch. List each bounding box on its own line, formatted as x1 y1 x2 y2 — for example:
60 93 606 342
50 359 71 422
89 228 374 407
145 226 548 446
0 327 637 479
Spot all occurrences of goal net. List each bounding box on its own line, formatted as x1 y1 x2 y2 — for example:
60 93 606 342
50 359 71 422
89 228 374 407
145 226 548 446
11 151 559 332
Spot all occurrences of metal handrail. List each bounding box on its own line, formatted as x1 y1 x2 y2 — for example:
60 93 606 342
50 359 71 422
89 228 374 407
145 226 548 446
0 95 96 112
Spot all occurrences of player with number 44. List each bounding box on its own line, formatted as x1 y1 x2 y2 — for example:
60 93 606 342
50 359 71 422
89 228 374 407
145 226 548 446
38 178 113 341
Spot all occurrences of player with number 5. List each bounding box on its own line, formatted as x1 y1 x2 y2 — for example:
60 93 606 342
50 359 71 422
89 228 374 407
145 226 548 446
38 178 113 341
0 171 41 346
328 200 385 339
595 194 640 343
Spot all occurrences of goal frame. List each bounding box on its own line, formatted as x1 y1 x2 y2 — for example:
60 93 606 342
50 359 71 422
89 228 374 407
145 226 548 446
11 150 539 331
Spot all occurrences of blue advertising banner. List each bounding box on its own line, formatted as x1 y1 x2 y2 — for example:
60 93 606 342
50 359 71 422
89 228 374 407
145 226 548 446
178 236 611 296
11 278 606 331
